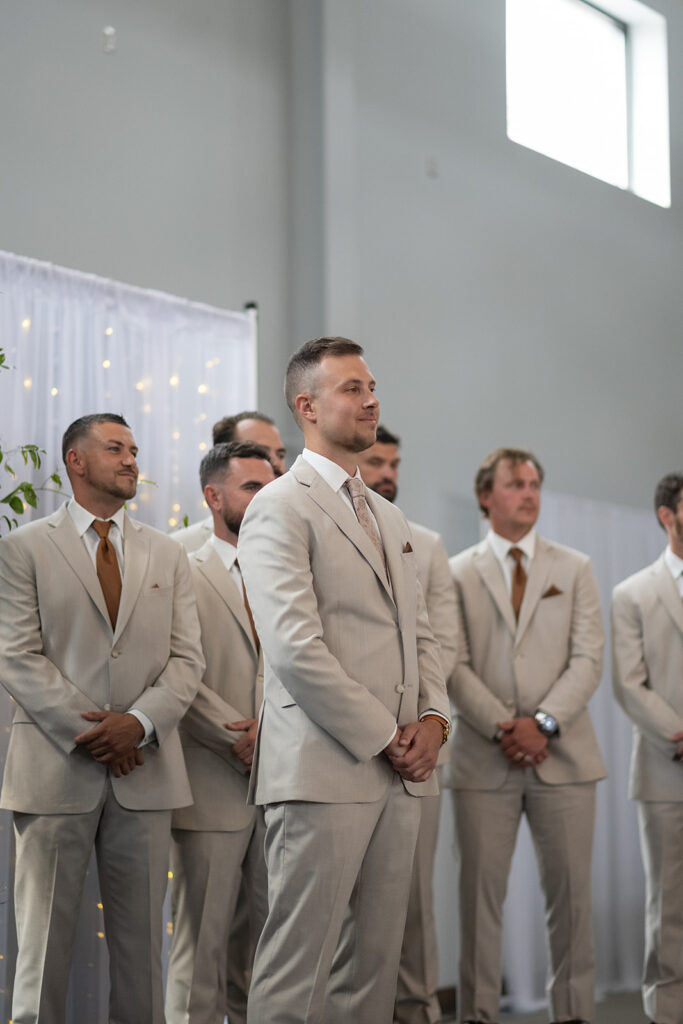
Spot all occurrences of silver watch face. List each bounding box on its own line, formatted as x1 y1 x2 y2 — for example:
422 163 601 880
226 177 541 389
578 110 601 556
535 711 557 735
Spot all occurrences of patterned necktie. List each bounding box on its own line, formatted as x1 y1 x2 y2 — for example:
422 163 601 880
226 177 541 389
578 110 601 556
235 559 260 654
509 546 527 622
92 520 122 628
345 477 385 563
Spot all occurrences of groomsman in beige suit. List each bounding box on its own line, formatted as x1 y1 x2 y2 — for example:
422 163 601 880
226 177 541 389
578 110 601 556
166 441 275 1024
238 337 451 1024
357 424 457 1024
449 448 605 1024
173 410 287 553
0 413 204 1024
612 472 683 1024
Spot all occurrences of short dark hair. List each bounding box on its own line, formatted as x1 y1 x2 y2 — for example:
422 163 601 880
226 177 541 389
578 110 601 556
62 414 130 463
474 447 545 517
654 473 683 529
284 336 364 424
375 425 400 447
212 410 275 445
199 441 271 490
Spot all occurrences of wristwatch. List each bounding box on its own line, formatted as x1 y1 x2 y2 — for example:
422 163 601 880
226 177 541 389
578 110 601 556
422 715 451 746
534 709 559 737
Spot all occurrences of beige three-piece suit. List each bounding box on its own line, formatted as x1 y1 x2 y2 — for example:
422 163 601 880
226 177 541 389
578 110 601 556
396 520 458 1024
612 553 683 1024
450 535 605 1024
237 454 450 1024
165 539 267 1024
0 502 204 1024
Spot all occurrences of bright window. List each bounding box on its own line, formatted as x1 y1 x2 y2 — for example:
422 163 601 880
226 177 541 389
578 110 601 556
506 0 671 207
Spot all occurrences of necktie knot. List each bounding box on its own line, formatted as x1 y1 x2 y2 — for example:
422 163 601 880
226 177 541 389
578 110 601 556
345 476 365 500
92 519 112 541
509 546 524 566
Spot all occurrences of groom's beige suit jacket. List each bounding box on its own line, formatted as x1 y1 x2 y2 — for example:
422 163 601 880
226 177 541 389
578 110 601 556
237 455 450 806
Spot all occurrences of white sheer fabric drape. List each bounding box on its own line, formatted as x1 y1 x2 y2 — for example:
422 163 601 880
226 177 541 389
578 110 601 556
434 490 663 1011
0 250 256 1020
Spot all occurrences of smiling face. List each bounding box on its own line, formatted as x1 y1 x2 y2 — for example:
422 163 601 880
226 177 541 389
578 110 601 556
296 353 379 471
356 441 400 503
479 458 541 542
66 421 139 514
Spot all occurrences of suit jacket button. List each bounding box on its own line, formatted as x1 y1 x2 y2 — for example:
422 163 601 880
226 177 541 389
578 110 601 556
111 650 120 659
103 703 112 711
395 684 405 693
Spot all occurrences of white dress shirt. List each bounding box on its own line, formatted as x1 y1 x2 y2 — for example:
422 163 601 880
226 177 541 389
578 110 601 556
209 532 247 604
67 498 154 745
487 527 537 594
664 545 683 597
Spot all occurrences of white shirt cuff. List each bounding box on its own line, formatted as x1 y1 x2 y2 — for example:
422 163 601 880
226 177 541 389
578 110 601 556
374 725 399 756
128 708 155 747
419 709 450 726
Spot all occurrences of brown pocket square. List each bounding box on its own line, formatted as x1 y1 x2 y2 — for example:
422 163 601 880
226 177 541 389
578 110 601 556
403 542 413 553
151 583 160 589
542 585 563 599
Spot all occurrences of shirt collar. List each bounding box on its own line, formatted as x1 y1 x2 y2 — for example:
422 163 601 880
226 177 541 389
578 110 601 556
209 533 239 571
302 448 363 494
663 545 683 582
487 527 536 563
68 497 126 538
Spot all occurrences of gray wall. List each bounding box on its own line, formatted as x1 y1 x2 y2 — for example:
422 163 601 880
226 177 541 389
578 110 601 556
3 0 681 547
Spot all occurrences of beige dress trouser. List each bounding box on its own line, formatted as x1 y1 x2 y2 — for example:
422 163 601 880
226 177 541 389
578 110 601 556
453 771 596 1024
247 778 420 1024
12 782 171 1024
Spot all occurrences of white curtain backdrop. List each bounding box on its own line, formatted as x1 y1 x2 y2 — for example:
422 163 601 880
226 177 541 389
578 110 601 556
0 250 256 1021
434 489 665 1012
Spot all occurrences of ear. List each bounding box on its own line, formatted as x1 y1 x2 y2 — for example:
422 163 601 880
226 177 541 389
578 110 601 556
295 392 316 424
203 483 221 513
478 489 491 515
657 505 672 531
65 448 85 479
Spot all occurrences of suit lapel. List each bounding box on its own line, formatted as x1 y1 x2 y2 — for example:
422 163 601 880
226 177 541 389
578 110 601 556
296 458 394 601
473 543 517 636
514 538 555 645
195 545 258 657
47 504 111 626
652 555 683 636
113 515 149 643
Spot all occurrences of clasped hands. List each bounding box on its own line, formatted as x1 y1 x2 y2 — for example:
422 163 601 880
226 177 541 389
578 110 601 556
383 718 443 783
497 716 548 766
225 718 259 769
74 711 145 778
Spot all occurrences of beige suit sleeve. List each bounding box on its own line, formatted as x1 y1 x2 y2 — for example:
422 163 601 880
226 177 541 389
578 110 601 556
125 545 204 745
421 534 458 682
535 558 604 731
0 532 102 754
181 682 250 774
448 573 510 739
238 495 400 762
612 584 683 746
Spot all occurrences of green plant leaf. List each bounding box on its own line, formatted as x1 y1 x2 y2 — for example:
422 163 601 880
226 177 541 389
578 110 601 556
7 495 24 515
20 483 37 508
51 472 62 486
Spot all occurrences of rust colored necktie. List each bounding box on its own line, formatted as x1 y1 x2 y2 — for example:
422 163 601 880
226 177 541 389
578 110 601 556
345 477 385 562
509 546 527 622
235 559 260 654
92 519 122 628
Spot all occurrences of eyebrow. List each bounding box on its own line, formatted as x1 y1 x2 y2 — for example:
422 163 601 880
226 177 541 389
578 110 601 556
340 377 376 388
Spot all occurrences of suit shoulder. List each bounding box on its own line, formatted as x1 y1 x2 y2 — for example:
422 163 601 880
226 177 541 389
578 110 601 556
612 561 659 600
448 542 482 575
407 519 441 546
538 537 592 568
